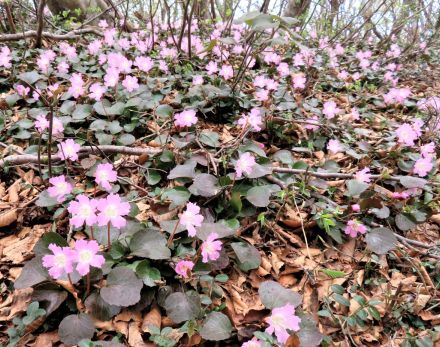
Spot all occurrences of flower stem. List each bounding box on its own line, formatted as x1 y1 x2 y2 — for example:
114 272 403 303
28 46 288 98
107 222 111 250
90 225 94 240
86 272 90 296
167 219 180 247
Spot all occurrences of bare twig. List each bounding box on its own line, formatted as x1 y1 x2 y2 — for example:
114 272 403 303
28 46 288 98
0 28 103 42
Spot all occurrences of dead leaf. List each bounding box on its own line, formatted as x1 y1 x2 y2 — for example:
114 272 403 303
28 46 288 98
33 331 59 347
0 288 33 321
0 209 18 227
142 304 161 333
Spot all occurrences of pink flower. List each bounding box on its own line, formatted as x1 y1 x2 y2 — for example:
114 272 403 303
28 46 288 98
35 115 49 133
351 204 360 212
174 109 198 128
57 139 81 161
327 139 344 154
104 68 120 88
89 83 107 101
277 62 290 77
159 60 168 73
344 220 367 238
15 85 30 97
292 73 306 89
52 118 64 136
219 64 233 80
201 232 222 263
206 61 218 75
355 167 372 183
175 260 195 278
0 46 12 68
255 89 269 101
392 191 410 199
351 107 360 120
192 75 204 85
134 56 154 73
68 195 98 228
254 75 267 88
413 157 433 177
417 96 440 113
237 108 263 131
265 303 301 344
68 73 85 99
99 19 108 29
322 100 340 119
235 152 256 178
304 115 320 131
420 142 435 158
96 194 130 229
122 75 139 93
42 244 75 279
242 338 262 347
265 79 279 91
57 61 69 74
180 202 204 237
48 175 73 203
383 88 411 105
95 163 118 191
88 40 102 55
73 239 105 276
395 123 419 146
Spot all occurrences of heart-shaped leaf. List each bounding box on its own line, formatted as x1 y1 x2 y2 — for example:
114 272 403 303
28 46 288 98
164 292 201 324
100 267 143 307
15 257 49 289
231 242 261 271
258 281 302 309
346 179 369 197
85 292 121 321
58 313 95 346
189 174 220 197
200 312 232 341
365 227 397 255
130 229 171 259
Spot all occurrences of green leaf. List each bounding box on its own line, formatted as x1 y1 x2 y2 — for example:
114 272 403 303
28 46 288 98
365 227 397 255
72 104 92 120
156 104 174 118
18 71 44 85
85 292 121 321
100 267 143 307
162 187 191 207
246 186 272 207
33 232 68 255
231 242 261 272
164 292 201 324
130 229 171 259
399 176 427 188
258 281 302 309
395 213 416 231
136 260 161 287
15 256 49 289
330 284 344 295
199 130 220 147
333 294 350 307
346 179 369 197
320 268 347 279
368 306 381 320
188 173 220 197
168 162 196 179
58 313 95 346
200 312 232 341
118 134 135 145
230 192 242 212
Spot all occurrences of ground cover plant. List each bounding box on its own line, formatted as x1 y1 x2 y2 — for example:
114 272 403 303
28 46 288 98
0 0 439 346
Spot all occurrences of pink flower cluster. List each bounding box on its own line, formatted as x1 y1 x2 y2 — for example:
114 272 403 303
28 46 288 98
175 260 195 278
253 75 279 102
355 167 372 183
42 240 105 278
68 193 130 229
395 120 422 146
383 87 411 105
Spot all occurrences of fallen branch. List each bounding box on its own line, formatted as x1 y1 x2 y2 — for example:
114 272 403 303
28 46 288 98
0 28 103 43
271 167 440 187
0 145 161 167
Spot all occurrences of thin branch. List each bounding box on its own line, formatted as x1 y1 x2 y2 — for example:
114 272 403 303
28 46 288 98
35 0 46 48
0 28 103 42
